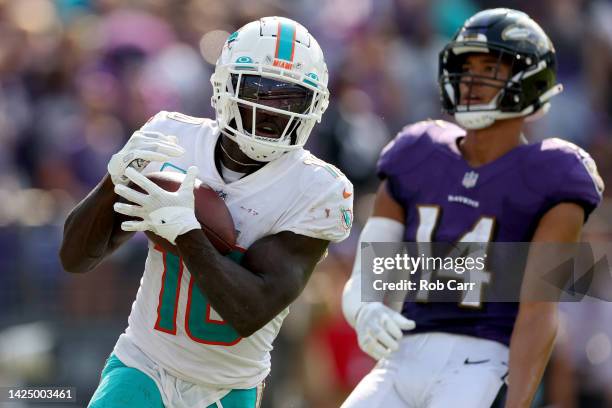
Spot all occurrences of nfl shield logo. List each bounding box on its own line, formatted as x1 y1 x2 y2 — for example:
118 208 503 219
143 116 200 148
462 171 479 188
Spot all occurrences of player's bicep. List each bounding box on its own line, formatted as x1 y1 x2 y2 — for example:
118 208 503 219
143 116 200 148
372 181 405 224
243 231 329 303
520 203 584 301
532 202 584 243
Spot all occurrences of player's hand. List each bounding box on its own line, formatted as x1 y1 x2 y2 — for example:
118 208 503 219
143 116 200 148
355 302 415 360
107 131 185 186
113 166 201 244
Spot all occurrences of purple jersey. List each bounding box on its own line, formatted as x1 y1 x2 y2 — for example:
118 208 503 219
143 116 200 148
377 120 603 345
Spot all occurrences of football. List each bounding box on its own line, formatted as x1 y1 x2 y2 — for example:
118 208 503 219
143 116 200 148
121 171 236 255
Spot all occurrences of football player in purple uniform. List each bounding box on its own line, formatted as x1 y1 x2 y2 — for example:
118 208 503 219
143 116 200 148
342 8 604 408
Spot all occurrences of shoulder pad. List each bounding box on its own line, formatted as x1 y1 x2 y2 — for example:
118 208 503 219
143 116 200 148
165 112 208 125
140 111 214 136
377 119 463 179
299 153 353 202
523 138 603 217
302 154 347 180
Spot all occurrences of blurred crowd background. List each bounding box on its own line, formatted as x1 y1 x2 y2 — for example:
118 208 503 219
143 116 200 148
0 0 611 407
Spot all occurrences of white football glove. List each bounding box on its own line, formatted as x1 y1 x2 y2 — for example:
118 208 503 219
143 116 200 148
355 302 415 361
108 130 185 186
113 166 201 244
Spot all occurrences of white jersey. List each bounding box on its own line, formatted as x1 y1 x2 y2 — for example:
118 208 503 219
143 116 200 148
114 111 353 389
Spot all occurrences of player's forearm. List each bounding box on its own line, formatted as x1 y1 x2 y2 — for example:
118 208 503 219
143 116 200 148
176 230 286 337
60 175 129 273
505 302 558 408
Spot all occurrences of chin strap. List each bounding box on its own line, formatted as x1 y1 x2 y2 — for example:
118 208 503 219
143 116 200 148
219 139 262 167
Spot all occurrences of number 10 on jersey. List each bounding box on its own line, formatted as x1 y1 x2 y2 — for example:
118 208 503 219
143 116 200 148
154 247 242 345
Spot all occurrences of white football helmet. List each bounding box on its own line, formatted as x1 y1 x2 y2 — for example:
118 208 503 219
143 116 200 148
211 17 329 162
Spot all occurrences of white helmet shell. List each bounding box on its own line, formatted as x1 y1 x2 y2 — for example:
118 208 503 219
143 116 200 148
211 17 329 161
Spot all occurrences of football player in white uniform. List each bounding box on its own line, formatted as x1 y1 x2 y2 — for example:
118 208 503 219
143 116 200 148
60 17 353 408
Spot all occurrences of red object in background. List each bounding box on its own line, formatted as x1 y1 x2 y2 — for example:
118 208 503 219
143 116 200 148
314 315 376 390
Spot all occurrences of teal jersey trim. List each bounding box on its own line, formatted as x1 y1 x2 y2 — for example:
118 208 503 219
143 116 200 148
227 249 245 264
160 162 187 174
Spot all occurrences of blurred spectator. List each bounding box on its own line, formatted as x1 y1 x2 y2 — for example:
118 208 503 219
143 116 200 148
0 0 610 407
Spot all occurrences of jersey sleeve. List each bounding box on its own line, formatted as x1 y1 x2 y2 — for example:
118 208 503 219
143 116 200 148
140 110 207 134
273 165 354 243
376 121 431 180
376 121 437 204
136 111 169 175
538 139 604 220
138 110 170 133
137 111 208 175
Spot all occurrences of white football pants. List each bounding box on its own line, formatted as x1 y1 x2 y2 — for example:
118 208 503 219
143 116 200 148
341 332 509 408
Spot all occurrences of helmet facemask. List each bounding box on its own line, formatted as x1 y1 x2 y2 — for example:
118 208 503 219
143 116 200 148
440 39 562 129
211 17 329 161
212 65 328 162
231 73 314 147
